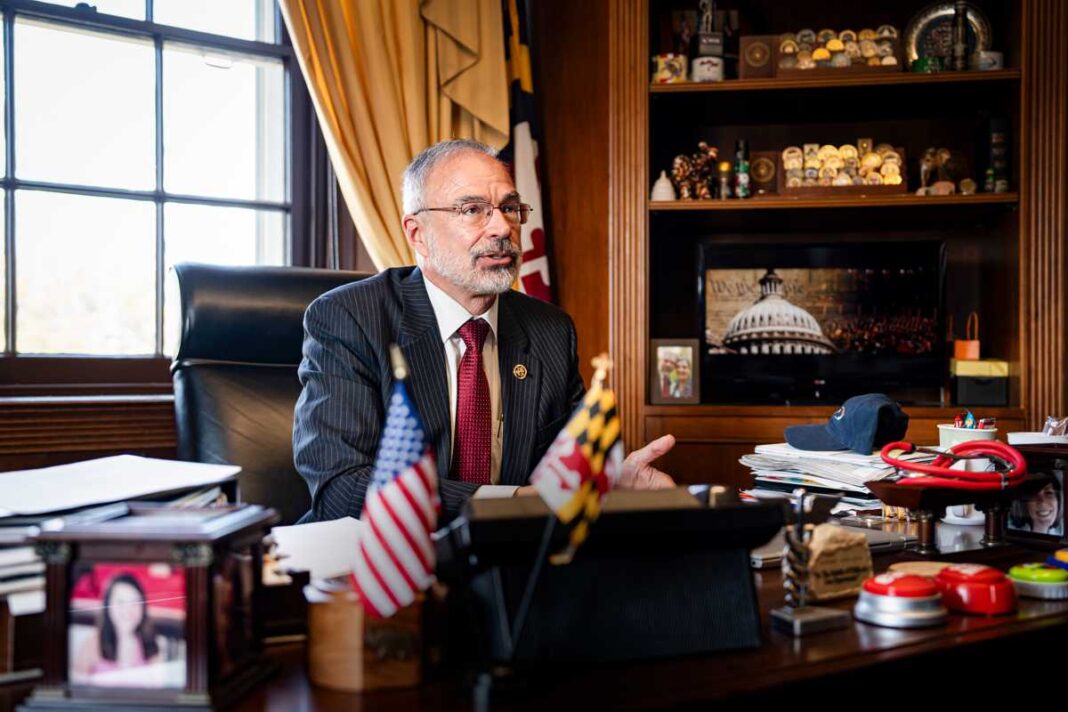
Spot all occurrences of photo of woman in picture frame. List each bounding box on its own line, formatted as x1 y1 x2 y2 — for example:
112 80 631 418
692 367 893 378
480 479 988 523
1008 472 1064 537
69 563 187 689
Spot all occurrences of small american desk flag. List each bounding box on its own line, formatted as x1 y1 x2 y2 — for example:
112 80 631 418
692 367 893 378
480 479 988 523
349 346 440 619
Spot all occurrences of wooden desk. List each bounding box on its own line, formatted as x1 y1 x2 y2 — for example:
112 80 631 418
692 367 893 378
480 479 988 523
234 545 1068 710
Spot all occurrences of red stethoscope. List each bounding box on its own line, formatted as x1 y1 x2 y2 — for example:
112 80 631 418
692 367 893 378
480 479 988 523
880 440 1028 490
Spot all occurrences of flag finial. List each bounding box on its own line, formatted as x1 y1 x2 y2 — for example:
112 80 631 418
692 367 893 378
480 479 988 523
591 353 612 387
389 344 409 380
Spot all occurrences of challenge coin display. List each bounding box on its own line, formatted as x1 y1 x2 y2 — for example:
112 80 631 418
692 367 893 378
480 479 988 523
776 26 901 76
780 140 906 196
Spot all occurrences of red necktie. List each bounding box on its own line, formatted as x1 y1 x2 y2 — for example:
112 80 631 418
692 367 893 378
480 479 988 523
453 319 491 485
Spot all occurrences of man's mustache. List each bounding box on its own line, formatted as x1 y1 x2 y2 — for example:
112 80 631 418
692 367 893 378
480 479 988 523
470 238 520 263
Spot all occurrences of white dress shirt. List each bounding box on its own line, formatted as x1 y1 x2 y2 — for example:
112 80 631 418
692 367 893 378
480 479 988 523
422 278 515 497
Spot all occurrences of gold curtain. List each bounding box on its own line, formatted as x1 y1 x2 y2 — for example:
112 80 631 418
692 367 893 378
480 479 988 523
279 0 510 270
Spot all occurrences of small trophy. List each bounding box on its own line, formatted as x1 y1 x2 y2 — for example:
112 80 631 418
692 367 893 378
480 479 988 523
770 489 852 636
695 0 723 57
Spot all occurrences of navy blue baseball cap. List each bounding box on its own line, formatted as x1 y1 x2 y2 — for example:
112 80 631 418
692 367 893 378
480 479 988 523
784 393 909 454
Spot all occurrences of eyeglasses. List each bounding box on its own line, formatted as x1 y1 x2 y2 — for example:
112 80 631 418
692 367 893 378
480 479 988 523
414 201 533 227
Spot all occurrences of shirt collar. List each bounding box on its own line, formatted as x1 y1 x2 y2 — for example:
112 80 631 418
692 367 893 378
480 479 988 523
422 274 499 343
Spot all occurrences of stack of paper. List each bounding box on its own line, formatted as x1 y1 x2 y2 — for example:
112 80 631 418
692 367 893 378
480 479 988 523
0 456 241 624
740 442 936 512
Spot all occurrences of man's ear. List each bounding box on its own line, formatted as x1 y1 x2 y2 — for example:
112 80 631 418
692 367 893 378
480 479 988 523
402 214 430 259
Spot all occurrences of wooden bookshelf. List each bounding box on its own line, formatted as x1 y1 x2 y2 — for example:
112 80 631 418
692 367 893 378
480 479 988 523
649 69 1021 94
649 192 1019 211
597 0 1068 487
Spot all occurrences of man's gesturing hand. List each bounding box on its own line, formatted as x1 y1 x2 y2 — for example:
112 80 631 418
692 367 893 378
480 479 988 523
619 434 676 489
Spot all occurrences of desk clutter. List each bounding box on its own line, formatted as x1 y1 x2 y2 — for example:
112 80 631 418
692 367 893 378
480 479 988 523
741 392 1068 636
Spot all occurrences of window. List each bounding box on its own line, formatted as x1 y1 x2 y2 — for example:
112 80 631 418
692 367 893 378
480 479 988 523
1 0 295 389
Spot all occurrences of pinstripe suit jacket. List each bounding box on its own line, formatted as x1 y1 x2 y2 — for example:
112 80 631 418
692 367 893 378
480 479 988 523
293 266 585 523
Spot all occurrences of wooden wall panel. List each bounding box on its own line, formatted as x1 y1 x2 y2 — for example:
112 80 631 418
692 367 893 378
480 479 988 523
1021 0 1068 428
608 0 648 451
0 397 177 471
533 0 611 386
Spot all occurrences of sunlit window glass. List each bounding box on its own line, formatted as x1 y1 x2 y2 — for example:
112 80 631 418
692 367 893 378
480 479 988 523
16 19 155 190
161 203 285 355
163 44 285 201
16 192 156 355
154 0 276 42
32 0 145 21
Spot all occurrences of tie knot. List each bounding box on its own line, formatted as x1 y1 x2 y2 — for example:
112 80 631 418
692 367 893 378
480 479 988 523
457 318 490 351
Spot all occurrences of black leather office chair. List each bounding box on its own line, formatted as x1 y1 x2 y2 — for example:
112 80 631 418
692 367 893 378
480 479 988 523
170 263 372 525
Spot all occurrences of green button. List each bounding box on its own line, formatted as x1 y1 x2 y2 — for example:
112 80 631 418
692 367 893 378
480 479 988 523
1009 563 1068 583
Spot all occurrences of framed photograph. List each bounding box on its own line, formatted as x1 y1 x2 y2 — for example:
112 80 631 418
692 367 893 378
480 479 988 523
650 339 700 404
698 241 945 404
25 503 278 711
1006 446 1068 546
69 562 187 689
213 549 256 678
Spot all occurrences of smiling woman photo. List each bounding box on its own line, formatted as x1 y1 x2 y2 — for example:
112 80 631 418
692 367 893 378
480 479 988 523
1009 473 1064 536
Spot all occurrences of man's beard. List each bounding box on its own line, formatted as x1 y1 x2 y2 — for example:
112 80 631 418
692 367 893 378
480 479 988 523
425 235 521 295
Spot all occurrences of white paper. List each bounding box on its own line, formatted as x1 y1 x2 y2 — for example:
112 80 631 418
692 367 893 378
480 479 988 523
0 455 239 516
6 589 46 616
270 517 363 580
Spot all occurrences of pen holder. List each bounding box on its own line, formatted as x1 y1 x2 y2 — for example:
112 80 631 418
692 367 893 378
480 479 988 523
304 579 422 692
937 425 997 525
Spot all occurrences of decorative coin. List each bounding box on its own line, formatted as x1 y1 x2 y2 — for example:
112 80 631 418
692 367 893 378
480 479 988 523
752 157 775 182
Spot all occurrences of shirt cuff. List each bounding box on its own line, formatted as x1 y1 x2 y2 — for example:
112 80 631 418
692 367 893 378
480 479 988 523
473 485 520 499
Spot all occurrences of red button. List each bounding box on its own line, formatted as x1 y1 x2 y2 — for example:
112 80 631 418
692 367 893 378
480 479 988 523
935 564 1017 615
863 572 940 598
936 564 1005 585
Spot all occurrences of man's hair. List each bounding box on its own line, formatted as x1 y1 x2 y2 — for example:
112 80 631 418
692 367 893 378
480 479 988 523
402 139 500 214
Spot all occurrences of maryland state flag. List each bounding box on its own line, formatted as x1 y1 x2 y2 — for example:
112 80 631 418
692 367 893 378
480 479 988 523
501 0 552 302
530 358 624 562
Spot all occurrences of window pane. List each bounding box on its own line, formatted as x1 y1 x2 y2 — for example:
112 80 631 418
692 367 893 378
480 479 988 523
162 203 285 355
0 38 5 178
154 0 276 42
16 20 155 190
33 1 145 20
16 192 155 355
163 44 285 202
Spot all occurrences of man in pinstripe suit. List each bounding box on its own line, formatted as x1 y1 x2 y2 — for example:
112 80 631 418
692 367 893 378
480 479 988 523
293 139 676 523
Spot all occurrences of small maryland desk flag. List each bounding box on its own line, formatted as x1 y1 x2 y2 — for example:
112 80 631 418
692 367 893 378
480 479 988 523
349 345 440 618
530 355 624 563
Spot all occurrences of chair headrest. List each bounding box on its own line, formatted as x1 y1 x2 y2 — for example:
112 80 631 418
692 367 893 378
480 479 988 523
171 263 372 367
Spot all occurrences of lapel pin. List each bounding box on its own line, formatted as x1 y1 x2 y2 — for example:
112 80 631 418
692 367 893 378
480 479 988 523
513 364 528 380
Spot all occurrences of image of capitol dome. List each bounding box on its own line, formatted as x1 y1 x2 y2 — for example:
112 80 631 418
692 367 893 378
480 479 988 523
721 270 835 355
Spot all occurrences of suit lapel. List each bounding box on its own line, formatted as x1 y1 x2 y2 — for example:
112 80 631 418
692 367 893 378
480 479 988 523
398 269 452 475
497 294 540 487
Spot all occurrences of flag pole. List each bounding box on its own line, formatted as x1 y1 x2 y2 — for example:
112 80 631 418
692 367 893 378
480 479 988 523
507 511 556 659
508 353 613 659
